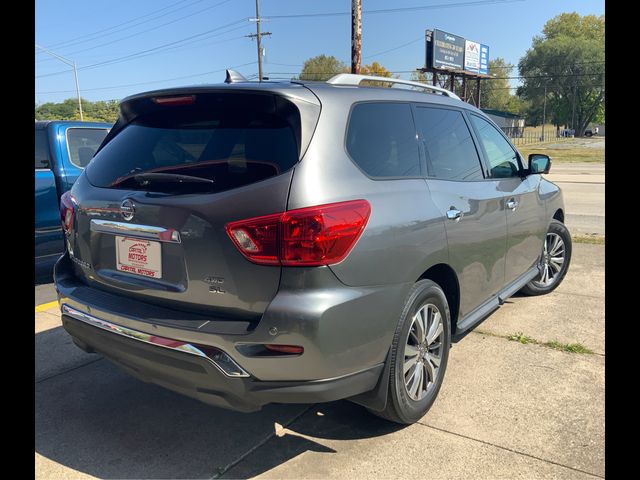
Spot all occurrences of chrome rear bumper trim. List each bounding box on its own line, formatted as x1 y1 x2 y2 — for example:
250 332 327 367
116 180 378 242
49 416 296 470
61 304 249 377
90 219 181 243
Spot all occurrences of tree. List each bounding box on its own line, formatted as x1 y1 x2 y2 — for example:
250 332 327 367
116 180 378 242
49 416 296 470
35 98 119 123
297 55 348 81
410 70 430 83
481 58 513 111
360 61 394 77
518 13 604 135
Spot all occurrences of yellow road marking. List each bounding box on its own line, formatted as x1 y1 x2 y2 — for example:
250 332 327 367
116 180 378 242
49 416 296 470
35 300 59 313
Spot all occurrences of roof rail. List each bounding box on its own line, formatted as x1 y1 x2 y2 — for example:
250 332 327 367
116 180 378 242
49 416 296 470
326 73 461 100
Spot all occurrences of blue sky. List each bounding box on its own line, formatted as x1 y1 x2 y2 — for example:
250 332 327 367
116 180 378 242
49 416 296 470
35 0 604 103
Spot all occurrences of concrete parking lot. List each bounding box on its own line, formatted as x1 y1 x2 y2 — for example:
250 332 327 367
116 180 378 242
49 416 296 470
35 239 604 479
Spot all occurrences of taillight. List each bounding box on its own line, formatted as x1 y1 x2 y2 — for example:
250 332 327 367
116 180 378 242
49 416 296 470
226 200 371 266
59 191 76 233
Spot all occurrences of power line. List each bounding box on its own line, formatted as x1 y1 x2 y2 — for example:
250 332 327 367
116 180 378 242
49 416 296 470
261 70 604 80
36 18 248 78
41 0 205 50
37 0 235 61
364 36 423 59
264 0 524 19
36 61 257 95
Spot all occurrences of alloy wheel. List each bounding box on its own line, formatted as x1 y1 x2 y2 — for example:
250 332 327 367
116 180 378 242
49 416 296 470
403 303 444 401
534 232 566 287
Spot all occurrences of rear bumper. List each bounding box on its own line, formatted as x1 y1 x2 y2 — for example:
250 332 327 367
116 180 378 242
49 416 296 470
61 310 383 412
55 252 408 411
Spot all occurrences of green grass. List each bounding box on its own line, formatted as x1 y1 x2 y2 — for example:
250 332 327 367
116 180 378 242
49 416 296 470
572 234 605 245
507 332 535 344
543 340 594 354
477 331 596 355
518 146 604 163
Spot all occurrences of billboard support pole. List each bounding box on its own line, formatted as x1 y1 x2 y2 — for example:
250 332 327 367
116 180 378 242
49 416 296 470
462 75 467 102
450 74 455 95
476 77 481 108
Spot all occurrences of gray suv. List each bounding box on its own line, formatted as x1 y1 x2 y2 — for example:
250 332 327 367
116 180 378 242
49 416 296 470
54 72 571 424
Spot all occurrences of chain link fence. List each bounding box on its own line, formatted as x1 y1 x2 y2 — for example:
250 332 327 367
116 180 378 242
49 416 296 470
502 125 578 147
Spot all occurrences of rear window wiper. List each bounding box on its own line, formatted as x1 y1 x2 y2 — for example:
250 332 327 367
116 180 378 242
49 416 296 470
132 172 214 186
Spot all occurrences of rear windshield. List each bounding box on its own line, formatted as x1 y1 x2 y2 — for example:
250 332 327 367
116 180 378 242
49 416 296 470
85 101 300 194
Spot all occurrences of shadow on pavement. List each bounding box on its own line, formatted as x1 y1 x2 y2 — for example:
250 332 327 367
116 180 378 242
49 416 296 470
35 327 404 479
221 401 405 479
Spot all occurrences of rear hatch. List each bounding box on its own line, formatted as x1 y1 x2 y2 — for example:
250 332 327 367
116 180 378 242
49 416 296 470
67 86 320 320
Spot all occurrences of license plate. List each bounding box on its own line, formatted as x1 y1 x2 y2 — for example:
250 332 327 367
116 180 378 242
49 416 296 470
115 236 162 279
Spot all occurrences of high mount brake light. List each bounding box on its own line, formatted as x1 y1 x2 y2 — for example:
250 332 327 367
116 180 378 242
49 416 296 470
226 200 371 266
152 95 195 106
60 191 76 233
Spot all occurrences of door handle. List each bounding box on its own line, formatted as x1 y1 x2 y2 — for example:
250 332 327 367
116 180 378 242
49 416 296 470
446 208 462 221
506 198 519 210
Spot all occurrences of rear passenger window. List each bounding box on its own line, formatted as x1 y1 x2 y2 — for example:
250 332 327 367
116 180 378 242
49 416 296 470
35 130 51 169
66 128 109 168
346 103 421 178
414 107 484 181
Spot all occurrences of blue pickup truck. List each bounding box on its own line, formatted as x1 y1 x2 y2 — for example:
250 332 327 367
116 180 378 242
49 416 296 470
35 121 111 272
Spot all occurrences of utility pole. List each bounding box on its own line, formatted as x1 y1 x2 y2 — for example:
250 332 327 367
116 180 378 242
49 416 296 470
247 0 271 81
351 0 361 74
542 84 547 141
571 84 577 135
35 44 83 120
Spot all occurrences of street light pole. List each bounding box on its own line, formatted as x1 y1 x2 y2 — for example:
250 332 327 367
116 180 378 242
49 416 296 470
35 44 84 121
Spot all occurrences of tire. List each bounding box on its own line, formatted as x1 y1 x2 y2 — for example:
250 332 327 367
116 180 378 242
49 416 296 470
369 279 451 424
520 219 572 296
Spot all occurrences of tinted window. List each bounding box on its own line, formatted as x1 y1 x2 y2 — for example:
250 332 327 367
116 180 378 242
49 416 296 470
85 105 300 195
469 114 521 178
414 107 483 181
35 129 51 169
66 128 109 168
346 103 421 178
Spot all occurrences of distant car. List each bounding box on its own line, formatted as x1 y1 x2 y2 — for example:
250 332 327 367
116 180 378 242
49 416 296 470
35 121 111 270
54 73 570 424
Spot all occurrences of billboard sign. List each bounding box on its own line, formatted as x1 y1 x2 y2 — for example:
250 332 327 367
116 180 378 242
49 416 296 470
479 44 490 75
464 40 481 73
431 29 465 70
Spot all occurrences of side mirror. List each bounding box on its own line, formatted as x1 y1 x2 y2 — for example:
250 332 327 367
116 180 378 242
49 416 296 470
528 154 551 174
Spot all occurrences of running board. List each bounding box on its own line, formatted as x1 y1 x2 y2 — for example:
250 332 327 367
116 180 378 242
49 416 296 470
455 266 540 334
498 266 540 304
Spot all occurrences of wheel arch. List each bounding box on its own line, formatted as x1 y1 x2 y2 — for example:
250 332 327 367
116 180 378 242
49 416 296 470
417 264 460 334
553 208 564 223
350 262 460 413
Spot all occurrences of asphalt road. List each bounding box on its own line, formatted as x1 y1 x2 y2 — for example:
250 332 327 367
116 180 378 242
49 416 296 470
544 162 605 236
35 243 605 478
